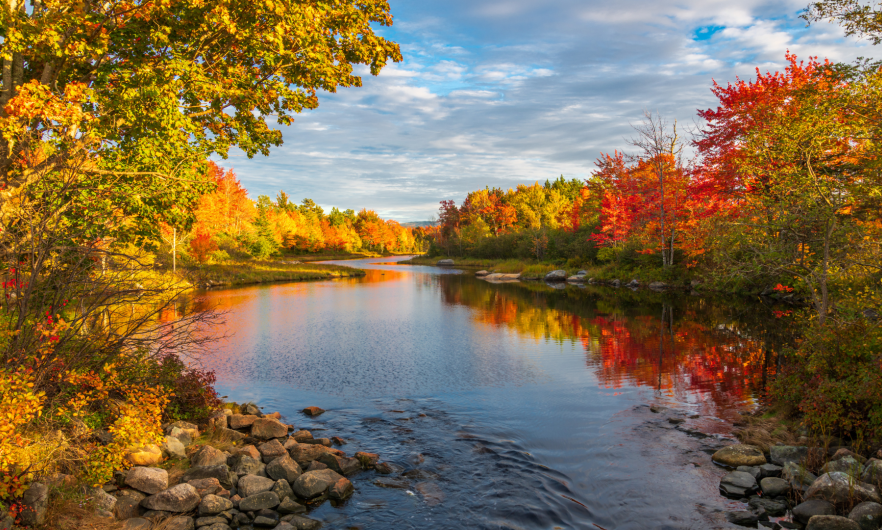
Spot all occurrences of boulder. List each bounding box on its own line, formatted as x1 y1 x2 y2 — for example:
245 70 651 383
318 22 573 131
237 474 275 497
91 487 118 512
317 453 361 476
292 469 344 499
329 477 354 500
567 275 586 282
725 511 761 527
186 477 222 497
288 443 336 467
783 462 818 493
180 465 233 490
355 452 379 469
125 444 163 466
330 437 346 446
759 463 784 478
198 494 233 516
195 516 227 527
167 421 199 439
648 281 667 290
267 455 302 483
749 496 788 516
234 445 261 461
794 500 837 525
277 497 307 514
125 466 168 495
253 509 280 527
806 516 861 530
287 515 323 530
259 439 288 463
114 495 142 520
833 449 868 465
291 431 313 443
737 466 761 480
123 518 152 530
301 438 331 447
771 445 809 466
271 479 295 501
141 484 200 513
849 501 882 530
307 461 328 472
238 491 280 512
165 516 195 530
161 436 187 459
252 418 288 440
544 270 567 282
302 406 325 416
230 454 265 476
242 403 262 416
166 427 193 447
806 472 881 505
191 445 228 468
207 411 228 432
720 471 758 498
863 460 882 485
823 456 864 478
713 444 766 467
374 462 394 474
475 270 489 277
436 259 454 266
760 476 791 497
229 414 258 430
20 482 49 526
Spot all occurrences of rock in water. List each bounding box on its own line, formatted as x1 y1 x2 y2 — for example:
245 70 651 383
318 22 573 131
436 259 454 266
141 484 201 513
278 497 307 514
355 452 379 469
292 469 345 499
719 471 759 498
288 443 336 467
794 500 837 525
20 482 48 526
302 406 325 416
544 270 567 282
806 472 882 505
848 501 882 530
126 467 168 495
805 516 861 530
329 477 354 500
713 444 767 467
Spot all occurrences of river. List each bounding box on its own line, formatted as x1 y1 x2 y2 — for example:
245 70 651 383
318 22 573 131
185 256 786 530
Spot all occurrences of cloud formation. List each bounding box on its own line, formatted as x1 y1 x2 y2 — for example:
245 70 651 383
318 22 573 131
218 0 872 221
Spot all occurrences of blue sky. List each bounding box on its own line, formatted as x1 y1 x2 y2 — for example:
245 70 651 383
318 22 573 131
218 0 870 222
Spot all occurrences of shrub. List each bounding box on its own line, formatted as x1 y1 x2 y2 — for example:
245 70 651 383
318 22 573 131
151 354 222 425
251 236 277 259
210 250 231 262
189 231 219 263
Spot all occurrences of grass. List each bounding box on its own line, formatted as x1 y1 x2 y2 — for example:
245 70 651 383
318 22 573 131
179 258 365 288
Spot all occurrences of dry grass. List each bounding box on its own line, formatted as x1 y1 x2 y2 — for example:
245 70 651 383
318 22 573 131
732 412 799 452
41 488 124 530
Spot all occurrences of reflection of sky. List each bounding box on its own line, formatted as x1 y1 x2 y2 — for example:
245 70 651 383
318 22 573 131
217 0 870 222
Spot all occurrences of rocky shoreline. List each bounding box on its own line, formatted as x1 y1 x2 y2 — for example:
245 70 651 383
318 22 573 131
17 403 396 530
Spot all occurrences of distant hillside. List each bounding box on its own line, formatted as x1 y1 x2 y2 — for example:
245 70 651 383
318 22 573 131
401 221 438 228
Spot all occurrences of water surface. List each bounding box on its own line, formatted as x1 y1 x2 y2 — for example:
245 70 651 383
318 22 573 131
187 257 784 529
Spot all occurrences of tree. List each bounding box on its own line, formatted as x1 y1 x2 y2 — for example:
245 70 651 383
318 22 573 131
804 0 882 43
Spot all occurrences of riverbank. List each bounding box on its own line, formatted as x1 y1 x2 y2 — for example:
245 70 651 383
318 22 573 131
178 258 366 289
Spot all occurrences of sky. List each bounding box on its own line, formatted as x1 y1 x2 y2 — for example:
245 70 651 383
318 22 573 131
218 0 872 222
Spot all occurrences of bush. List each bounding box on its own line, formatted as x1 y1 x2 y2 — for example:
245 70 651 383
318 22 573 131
210 250 231 262
250 236 277 259
151 354 222 425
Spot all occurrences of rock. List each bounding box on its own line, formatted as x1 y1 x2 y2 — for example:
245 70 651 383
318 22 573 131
544 270 567 282
272 478 295 502
301 438 331 447
287 515 322 530
162 436 187 459
794 500 838 524
806 516 861 530
849 501 882 530
259 439 288 463
738 466 762 480
760 463 784 478
208 411 228 432
302 406 325 416
205 524 232 530
267 455 302 483
374 462 394 474
142 484 201 513
726 511 761 527
165 516 196 530
187 477 223 497
20 482 49 526
114 495 142 520
291 430 313 443
125 466 168 495
123 518 152 530
252 418 288 440
196 516 227 527
126 444 163 466
307 461 328 472
317 453 361 476
292 469 344 498
199 494 233 516
720 470 759 498
475 270 489 277
771 446 809 466
329 477 354 500
91 487 118 511
238 491 280 511
823 457 864 478
355 452 379 469
713 444 767 467
761 477 791 497
806 473 881 505
191 445 228 468
234 445 261 461
142 510 174 522
567 275 586 282
237 474 275 497
749 496 788 516
229 414 258 430
415 482 444 506
783 462 818 493
834 449 868 465
330 437 346 446
242 403 262 416
230 454 265 476
288 443 336 467
167 427 193 447
214 428 247 442
277 497 307 514
863 460 882 485
181 465 234 490
436 259 454 266
254 510 280 527
167 421 199 438
649 281 667 290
